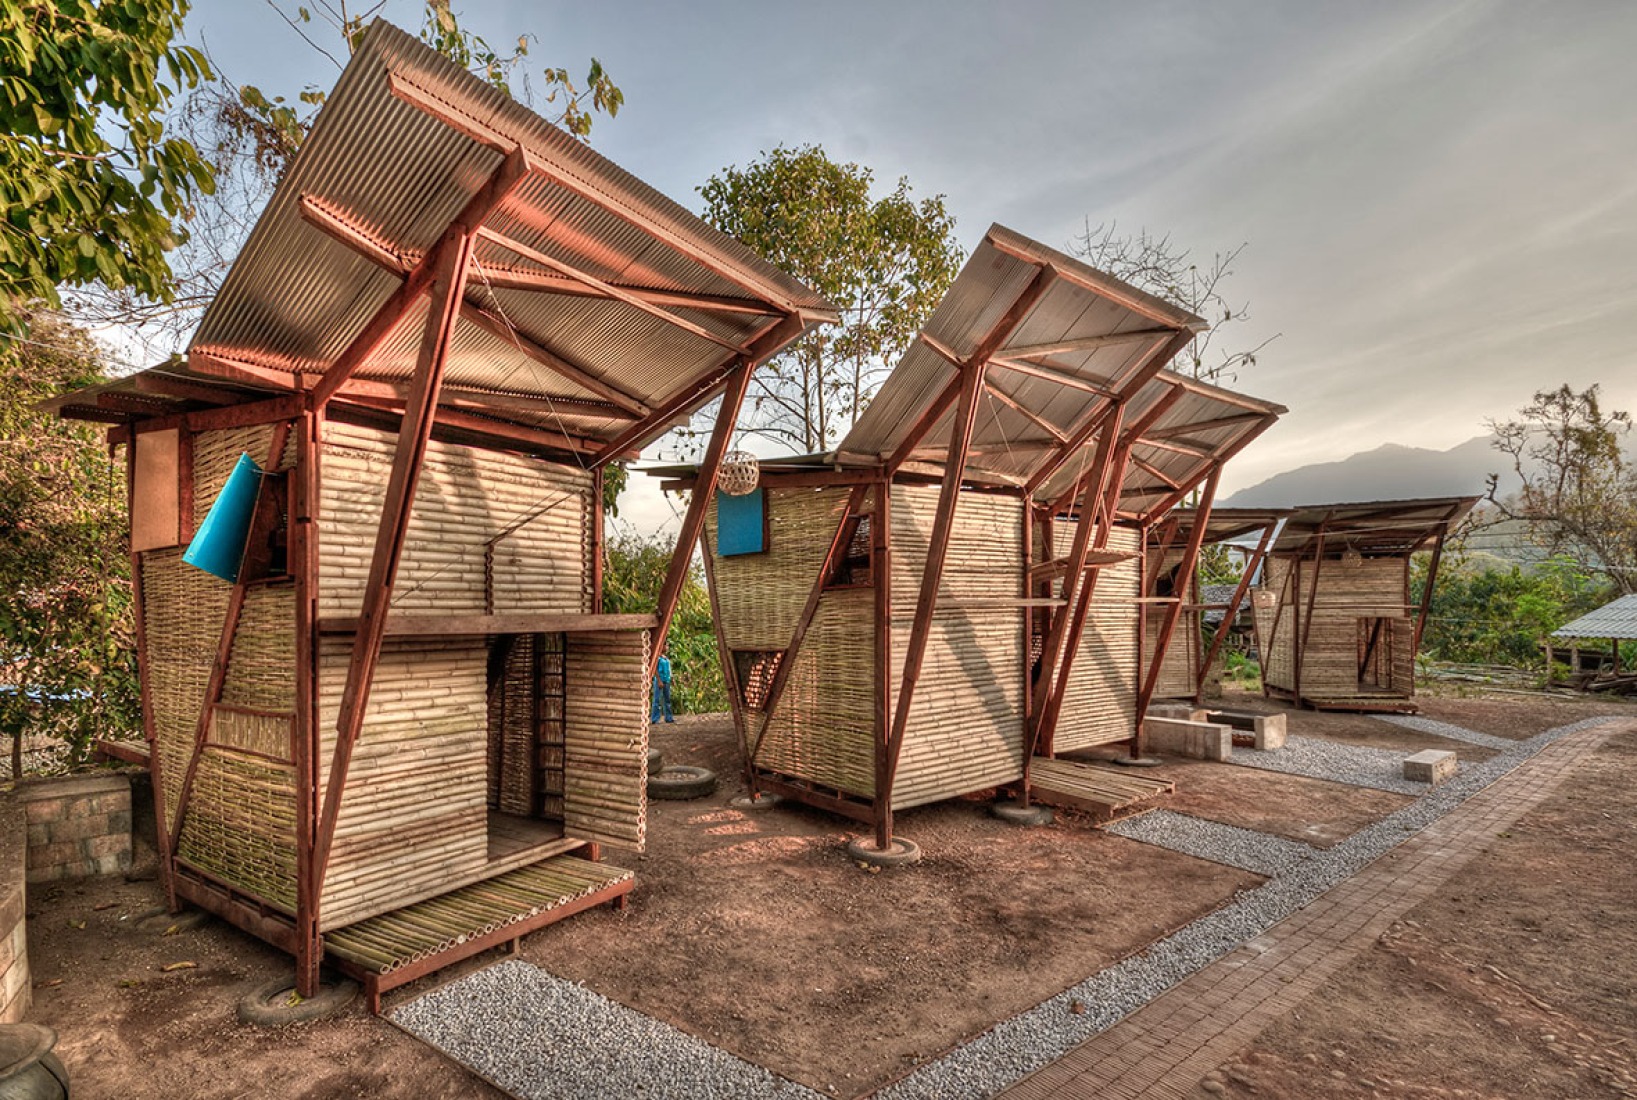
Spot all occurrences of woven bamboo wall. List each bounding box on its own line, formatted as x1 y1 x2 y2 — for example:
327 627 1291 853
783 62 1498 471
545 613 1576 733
317 637 489 930
562 630 648 851
1049 523 1142 752
1142 547 1198 701
316 422 591 617
144 421 302 911
705 486 878 795
1254 558 1295 691
889 486 1025 808
1256 556 1413 697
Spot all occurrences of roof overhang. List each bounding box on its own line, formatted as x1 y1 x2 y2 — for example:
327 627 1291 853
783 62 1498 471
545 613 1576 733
1268 497 1479 557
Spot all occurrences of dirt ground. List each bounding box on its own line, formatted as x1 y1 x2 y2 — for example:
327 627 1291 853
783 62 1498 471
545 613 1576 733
1195 726 1637 1100
20 687 1634 1099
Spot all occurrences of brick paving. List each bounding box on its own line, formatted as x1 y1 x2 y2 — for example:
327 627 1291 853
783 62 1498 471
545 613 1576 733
999 723 1623 1100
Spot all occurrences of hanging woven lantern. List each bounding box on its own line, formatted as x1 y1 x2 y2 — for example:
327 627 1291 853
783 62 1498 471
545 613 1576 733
1342 546 1364 570
1252 588 1278 611
717 450 761 496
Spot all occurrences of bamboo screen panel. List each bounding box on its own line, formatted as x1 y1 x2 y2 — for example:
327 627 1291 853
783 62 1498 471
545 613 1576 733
562 630 648 852
1050 524 1143 752
751 588 876 799
889 487 1026 807
175 751 299 912
1253 558 1296 692
316 422 591 617
1295 557 1413 697
317 637 489 929
1143 547 1197 701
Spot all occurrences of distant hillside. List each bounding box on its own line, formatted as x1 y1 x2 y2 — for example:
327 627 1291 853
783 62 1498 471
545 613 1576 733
1222 435 1521 508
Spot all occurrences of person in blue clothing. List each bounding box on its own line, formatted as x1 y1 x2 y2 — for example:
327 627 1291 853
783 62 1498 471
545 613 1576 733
651 647 674 723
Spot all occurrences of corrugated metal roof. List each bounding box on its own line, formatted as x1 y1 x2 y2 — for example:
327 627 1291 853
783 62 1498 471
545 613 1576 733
1552 595 1637 640
1269 497 1478 557
58 20 834 444
834 225 1283 522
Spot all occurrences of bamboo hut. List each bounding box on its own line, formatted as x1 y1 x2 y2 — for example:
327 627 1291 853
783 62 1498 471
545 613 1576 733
656 227 1286 849
1142 508 1288 703
1250 498 1476 712
48 21 833 1009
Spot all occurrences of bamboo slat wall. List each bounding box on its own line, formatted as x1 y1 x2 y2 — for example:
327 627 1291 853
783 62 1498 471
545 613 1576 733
1253 557 1295 690
317 422 591 617
1049 524 1142 751
562 630 648 852
1256 556 1413 697
889 486 1025 808
1142 547 1198 701
317 637 489 930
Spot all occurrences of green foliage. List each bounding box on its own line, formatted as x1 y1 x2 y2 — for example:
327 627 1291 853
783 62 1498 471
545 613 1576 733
0 310 140 776
1222 647 1261 692
1485 383 1637 595
698 144 963 452
0 0 215 331
1414 552 1613 668
223 1 623 176
601 531 726 714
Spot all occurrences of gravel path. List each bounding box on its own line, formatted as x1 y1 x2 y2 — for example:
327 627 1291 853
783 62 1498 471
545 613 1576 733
1373 713 1517 750
1225 733 1429 793
394 716 1620 1100
1105 810 1318 877
394 961 819 1100
876 716 1619 1100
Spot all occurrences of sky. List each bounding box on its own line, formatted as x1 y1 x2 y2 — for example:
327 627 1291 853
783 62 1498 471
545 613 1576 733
178 0 1637 535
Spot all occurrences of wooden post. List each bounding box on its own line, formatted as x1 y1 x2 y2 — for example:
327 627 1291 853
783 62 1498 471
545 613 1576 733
1294 522 1330 705
696 541 751 791
313 227 476 889
1196 519 1278 702
590 467 605 615
649 360 754 679
1411 515 1455 659
291 402 323 997
883 359 987 814
1136 467 1219 723
872 477 894 849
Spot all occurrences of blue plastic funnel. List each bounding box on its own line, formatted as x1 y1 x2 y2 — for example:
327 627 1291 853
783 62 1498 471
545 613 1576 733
183 453 264 582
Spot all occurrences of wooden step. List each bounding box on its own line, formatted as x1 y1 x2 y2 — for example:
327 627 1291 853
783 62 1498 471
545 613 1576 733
1028 757 1175 822
325 852 633 1012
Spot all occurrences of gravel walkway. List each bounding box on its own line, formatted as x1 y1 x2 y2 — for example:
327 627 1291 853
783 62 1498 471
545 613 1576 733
394 716 1620 1100
394 961 819 1100
1225 733 1428 793
875 716 1619 1100
1105 811 1318 877
1373 713 1517 750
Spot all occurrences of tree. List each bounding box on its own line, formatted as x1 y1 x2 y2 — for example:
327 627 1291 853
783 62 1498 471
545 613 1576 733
1414 552 1611 669
1069 220 1275 386
0 0 215 333
698 145 963 453
65 0 623 354
0 309 139 777
1485 383 1637 595
600 531 725 714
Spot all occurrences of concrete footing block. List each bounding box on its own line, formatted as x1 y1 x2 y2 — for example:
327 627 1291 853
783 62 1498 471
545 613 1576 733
1404 749 1457 785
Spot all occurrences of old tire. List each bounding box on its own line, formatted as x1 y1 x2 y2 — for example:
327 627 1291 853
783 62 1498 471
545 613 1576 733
729 792 784 811
236 975 359 1027
991 800 1055 826
845 836 922 867
647 747 663 775
647 765 717 800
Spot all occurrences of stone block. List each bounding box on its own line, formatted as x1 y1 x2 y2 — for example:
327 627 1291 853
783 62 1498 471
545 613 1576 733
1145 717 1233 761
1253 713 1287 750
84 832 130 862
21 797 65 825
1404 749 1457 785
48 813 110 844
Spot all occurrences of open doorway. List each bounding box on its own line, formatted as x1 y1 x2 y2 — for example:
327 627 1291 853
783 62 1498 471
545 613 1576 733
485 633 568 862
1357 617 1398 693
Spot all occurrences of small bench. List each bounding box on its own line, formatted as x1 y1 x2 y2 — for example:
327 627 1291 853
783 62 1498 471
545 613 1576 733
1404 749 1457 786
1202 710 1287 750
1144 717 1232 762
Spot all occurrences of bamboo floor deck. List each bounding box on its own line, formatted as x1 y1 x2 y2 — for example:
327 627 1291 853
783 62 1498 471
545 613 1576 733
1029 757 1176 822
325 853 633 1013
486 811 567 863
1304 695 1419 714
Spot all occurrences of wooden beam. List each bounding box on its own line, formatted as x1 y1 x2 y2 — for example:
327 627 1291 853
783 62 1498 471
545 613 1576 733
458 303 650 416
987 354 1119 398
310 146 531 405
696 533 752 791
1142 411 1280 521
872 476 894 848
986 232 1204 331
1293 518 1332 702
1045 385 1187 515
290 403 322 996
985 381 1068 443
131 373 246 406
1411 504 1462 657
185 350 306 391
387 71 814 317
1131 454 1182 490
884 359 987 805
1137 436 1214 459
1164 373 1278 414
1136 466 1219 723
337 393 603 455
588 312 804 470
999 327 1178 360
1195 518 1277 703
649 360 755 678
313 227 476 892
339 377 634 422
1144 411 1270 441
316 611 655 636
477 226 747 355
884 373 961 477
750 485 869 764
471 262 781 317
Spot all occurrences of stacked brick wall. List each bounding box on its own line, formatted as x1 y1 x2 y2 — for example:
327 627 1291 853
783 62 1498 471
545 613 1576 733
18 774 133 883
0 798 28 1022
